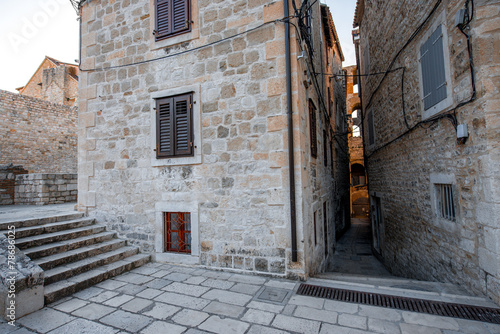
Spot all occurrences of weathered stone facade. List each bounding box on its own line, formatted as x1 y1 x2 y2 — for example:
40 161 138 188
15 174 78 205
355 0 500 303
0 90 78 175
78 0 349 278
16 57 79 107
0 165 28 205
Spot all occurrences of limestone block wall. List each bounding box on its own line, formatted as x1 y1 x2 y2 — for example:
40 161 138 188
357 0 500 303
0 90 78 174
14 174 77 205
78 0 347 278
0 165 28 205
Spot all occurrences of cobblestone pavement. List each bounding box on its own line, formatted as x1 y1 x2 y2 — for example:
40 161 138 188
2 262 500 334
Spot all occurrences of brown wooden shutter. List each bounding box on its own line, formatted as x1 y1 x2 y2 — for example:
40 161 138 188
309 100 317 158
156 97 174 157
156 0 171 40
155 0 190 41
171 0 189 34
173 94 193 156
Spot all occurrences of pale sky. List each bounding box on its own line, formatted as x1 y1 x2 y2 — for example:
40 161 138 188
0 0 356 93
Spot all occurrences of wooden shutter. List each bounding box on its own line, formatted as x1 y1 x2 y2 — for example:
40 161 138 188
173 94 193 156
156 93 193 158
155 0 190 41
156 0 171 40
420 25 447 110
156 97 174 157
309 100 317 158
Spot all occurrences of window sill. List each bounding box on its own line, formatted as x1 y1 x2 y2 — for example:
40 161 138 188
151 155 202 167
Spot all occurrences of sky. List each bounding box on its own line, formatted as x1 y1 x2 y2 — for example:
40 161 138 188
0 0 357 93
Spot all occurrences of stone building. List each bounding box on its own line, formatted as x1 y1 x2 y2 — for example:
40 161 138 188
354 0 500 303
16 56 79 107
77 0 349 278
344 64 368 218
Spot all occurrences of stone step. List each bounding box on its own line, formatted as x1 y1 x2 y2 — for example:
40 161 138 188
15 225 107 250
0 218 96 239
44 253 151 304
43 246 139 285
24 231 117 260
0 212 85 230
34 239 127 270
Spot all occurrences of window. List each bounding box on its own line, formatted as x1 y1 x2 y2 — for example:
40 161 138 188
419 15 452 119
164 212 191 253
435 184 455 221
309 100 317 158
155 93 193 159
352 126 361 137
155 0 191 41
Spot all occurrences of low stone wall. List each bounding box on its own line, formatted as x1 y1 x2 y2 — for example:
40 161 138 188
15 174 77 205
0 234 44 321
0 165 28 205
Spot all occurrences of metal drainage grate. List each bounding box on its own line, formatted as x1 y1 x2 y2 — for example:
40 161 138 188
297 284 500 324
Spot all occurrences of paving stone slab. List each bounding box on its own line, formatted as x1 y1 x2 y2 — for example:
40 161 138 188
9 328 39 334
320 323 373 334
272 314 321 334
17 308 75 333
120 297 154 313
400 323 442 334
367 318 401 334
88 290 119 303
164 272 192 282
199 315 250 334
155 291 211 310
114 283 147 295
113 272 154 284
171 309 210 327
73 287 105 300
130 266 161 276
201 289 253 306
46 318 118 334
231 283 262 295
359 304 402 322
144 278 172 289
402 312 459 331
136 288 164 299
201 278 235 290
246 301 285 313
288 295 325 309
100 310 153 332
265 280 298 291
96 279 128 290
294 306 338 324
140 321 186 334
323 300 359 314
71 303 115 320
247 325 291 334
241 309 276 325
162 282 211 297
228 274 267 285
51 298 89 313
103 294 135 307
338 313 368 330
142 302 181 320
150 270 171 278
203 301 246 318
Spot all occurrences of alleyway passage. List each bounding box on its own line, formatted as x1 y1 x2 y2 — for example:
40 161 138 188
329 218 392 277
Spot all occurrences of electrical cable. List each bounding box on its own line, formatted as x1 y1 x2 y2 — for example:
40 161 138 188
78 18 291 72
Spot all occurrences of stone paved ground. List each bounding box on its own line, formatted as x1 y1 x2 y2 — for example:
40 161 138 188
1 262 500 334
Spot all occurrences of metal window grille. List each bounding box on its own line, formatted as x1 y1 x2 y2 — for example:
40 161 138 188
436 184 455 221
164 212 191 253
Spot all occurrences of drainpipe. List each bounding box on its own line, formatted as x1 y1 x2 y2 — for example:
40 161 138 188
284 0 298 262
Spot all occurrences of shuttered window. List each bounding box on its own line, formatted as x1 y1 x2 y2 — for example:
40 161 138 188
155 0 191 41
309 100 317 158
420 25 447 111
156 93 193 158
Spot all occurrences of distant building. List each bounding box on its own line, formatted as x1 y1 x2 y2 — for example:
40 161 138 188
344 65 368 218
16 56 79 107
354 0 500 304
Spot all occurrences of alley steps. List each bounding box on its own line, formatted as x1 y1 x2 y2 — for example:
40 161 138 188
0 212 150 304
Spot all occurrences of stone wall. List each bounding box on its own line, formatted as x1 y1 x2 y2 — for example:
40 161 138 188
78 0 348 278
0 165 28 205
15 174 77 205
357 0 500 303
0 90 78 174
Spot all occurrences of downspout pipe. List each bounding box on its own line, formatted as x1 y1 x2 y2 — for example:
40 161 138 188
284 0 298 262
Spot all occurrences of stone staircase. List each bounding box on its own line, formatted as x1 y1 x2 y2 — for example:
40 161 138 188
0 211 150 304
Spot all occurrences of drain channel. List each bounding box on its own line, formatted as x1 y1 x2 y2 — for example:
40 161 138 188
296 284 500 324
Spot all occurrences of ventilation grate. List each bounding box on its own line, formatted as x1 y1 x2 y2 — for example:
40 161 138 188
296 284 500 324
